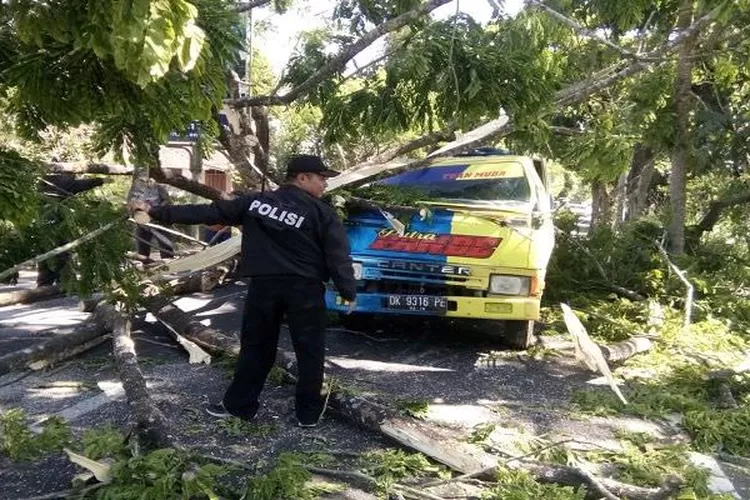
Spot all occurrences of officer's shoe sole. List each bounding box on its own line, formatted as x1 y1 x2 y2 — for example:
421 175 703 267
297 419 320 428
206 403 256 422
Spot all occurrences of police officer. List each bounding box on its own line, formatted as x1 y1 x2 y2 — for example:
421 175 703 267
128 154 357 427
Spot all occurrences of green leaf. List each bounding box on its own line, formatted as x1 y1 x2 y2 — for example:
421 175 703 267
177 20 206 72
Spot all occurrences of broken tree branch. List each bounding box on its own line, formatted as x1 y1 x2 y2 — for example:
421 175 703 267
572 462 622 500
234 0 271 13
127 219 208 247
706 356 750 380
0 301 124 376
305 467 380 492
0 218 124 282
110 307 172 451
365 128 457 166
691 191 750 238
46 162 134 175
601 337 653 363
0 285 62 308
0 323 108 376
227 0 452 108
330 4 724 190
149 163 231 201
528 0 638 59
518 461 681 500
714 381 739 409
654 240 693 330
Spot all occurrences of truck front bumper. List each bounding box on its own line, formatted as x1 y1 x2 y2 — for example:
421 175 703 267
325 291 540 321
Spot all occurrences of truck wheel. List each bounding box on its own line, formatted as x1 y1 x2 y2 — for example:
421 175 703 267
503 320 536 350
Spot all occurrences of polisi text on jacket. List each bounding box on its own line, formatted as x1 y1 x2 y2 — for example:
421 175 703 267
377 261 471 276
248 199 305 228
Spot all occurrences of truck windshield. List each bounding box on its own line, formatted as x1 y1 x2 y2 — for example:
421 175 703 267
378 165 532 204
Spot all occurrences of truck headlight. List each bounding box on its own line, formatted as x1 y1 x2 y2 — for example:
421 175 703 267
489 275 530 295
352 262 363 280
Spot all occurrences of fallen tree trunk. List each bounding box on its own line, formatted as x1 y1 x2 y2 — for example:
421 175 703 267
109 308 172 451
47 162 134 175
706 356 750 380
0 263 232 377
147 301 240 356
517 461 680 500
0 322 108 376
154 302 679 499
79 261 233 313
0 302 124 376
0 285 62 308
601 337 652 363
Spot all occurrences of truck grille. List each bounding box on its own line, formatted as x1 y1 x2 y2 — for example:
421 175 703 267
363 279 483 297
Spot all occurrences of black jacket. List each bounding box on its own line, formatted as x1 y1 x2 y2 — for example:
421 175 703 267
149 184 357 301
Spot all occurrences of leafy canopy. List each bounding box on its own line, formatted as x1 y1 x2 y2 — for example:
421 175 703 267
0 0 242 164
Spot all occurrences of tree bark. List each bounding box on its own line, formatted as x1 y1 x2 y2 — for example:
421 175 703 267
0 285 62 308
47 162 134 175
214 69 274 190
149 163 230 201
369 129 457 165
590 180 613 232
601 337 652 363
689 191 750 240
0 322 107 376
146 301 241 356
251 106 271 181
625 145 656 221
227 0 453 108
110 310 172 451
612 172 628 229
234 0 271 13
515 462 680 500
668 0 697 254
0 301 123 376
45 160 230 201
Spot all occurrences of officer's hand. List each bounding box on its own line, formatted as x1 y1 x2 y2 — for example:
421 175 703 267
133 210 151 225
128 200 150 214
346 300 357 314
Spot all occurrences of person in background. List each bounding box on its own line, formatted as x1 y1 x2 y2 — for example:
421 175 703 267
203 223 231 246
37 173 110 287
128 154 357 427
127 174 174 262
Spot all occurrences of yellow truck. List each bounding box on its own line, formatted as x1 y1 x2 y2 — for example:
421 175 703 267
325 148 555 348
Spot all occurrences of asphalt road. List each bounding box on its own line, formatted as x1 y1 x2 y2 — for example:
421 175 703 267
0 276 746 499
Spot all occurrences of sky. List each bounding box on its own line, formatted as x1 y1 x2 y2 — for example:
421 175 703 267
251 0 526 75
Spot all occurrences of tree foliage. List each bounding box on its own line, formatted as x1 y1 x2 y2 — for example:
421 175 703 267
0 0 242 164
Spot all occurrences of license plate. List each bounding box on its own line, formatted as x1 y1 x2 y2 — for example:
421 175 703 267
386 295 448 312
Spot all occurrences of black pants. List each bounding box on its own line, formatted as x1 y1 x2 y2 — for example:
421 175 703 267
37 253 69 286
135 226 174 259
223 277 327 423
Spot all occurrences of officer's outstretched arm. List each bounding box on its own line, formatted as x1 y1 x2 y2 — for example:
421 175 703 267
322 212 357 303
145 195 257 226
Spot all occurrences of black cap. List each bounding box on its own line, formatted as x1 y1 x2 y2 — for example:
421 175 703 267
286 154 340 178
